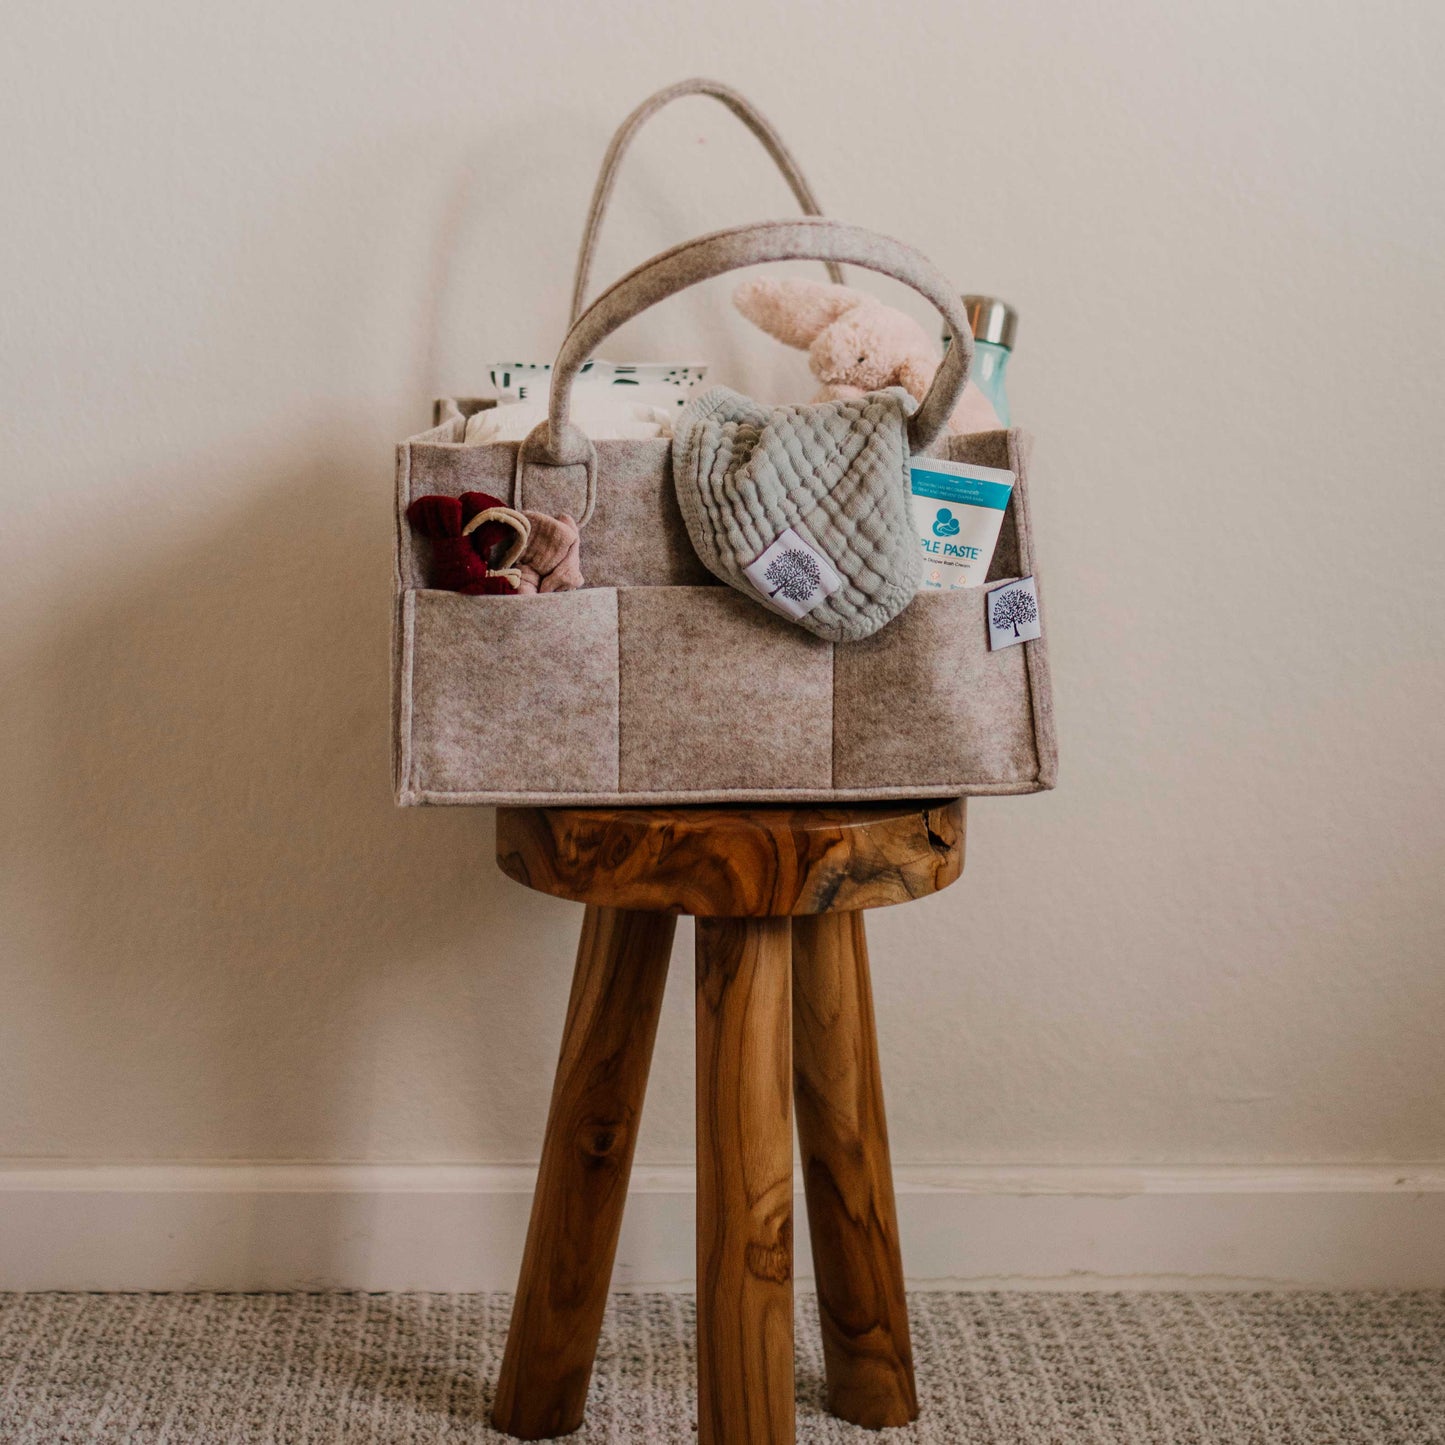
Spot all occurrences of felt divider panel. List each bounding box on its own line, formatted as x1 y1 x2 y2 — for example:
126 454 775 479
617 587 833 794
403 588 619 799
832 587 1040 789
564 440 712 588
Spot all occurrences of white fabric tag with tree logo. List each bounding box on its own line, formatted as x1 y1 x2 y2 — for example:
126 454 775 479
987 576 1041 649
743 528 843 620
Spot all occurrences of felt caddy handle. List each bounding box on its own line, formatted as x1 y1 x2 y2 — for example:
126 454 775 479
570 77 845 323
515 217 976 524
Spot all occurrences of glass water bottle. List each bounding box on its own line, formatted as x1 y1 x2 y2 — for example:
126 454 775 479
945 296 1018 428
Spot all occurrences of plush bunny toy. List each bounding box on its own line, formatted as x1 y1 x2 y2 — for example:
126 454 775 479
733 277 1001 434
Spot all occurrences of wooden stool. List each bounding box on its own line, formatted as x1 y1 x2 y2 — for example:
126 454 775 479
490 800 966 1443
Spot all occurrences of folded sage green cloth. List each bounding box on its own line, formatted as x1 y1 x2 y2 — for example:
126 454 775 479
671 385 921 642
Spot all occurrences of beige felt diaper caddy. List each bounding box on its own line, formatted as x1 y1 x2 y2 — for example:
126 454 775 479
392 80 1057 806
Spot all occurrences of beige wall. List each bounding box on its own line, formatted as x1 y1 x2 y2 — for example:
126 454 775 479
3 0 1442 1188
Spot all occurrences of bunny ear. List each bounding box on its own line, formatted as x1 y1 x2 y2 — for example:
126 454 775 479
733 277 866 349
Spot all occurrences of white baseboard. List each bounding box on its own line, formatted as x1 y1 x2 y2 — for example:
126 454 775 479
2 1161 1443 1293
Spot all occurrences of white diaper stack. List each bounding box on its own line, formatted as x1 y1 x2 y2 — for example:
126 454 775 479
466 360 708 444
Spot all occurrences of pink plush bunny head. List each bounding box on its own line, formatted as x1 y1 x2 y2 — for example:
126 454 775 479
732 275 1002 433
733 276 941 399
809 301 939 394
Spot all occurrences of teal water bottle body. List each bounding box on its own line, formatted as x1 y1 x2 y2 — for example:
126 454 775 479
946 295 1018 429
970 340 1012 428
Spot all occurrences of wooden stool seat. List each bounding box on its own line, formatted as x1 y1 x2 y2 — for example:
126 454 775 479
497 799 965 916
491 800 967 1444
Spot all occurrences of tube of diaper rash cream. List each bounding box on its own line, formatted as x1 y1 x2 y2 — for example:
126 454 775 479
910 457 1016 590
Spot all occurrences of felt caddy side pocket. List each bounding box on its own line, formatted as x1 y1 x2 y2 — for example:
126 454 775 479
400 588 620 801
832 586 1044 793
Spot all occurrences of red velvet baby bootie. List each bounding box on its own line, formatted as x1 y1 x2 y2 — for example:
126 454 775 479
461 492 530 595
407 491 533 595
458 492 513 567
475 574 521 594
405 495 493 593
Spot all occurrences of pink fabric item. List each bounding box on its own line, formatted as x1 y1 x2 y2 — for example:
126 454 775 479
513 512 584 595
733 276 1001 434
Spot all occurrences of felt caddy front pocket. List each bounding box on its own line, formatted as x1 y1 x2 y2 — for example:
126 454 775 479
397 588 620 802
393 579 1053 803
616 586 834 795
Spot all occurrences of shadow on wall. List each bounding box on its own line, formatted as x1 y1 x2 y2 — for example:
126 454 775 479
0 121 663 1216
0 115 786 1282
2 437 575 1189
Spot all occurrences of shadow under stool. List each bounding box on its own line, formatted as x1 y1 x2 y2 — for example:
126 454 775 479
490 799 966 1444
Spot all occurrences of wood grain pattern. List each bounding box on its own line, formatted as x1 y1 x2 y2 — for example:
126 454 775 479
492 905 675 1441
792 911 918 1428
695 916 795 1445
496 799 965 917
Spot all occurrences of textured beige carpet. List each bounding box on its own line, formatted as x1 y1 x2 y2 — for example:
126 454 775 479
1 1290 1443 1442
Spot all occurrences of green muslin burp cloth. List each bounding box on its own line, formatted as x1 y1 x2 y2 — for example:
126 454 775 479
670 385 921 642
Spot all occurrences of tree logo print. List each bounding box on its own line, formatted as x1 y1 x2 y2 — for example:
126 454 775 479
764 548 822 604
992 586 1038 638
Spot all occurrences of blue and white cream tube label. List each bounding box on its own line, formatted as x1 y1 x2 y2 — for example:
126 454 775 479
910 457 1016 590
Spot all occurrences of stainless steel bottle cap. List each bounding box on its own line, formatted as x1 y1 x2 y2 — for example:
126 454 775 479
961 295 1017 350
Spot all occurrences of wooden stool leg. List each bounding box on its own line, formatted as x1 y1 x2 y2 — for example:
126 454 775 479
493 905 675 1440
695 917 795 1445
792 911 918 1428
